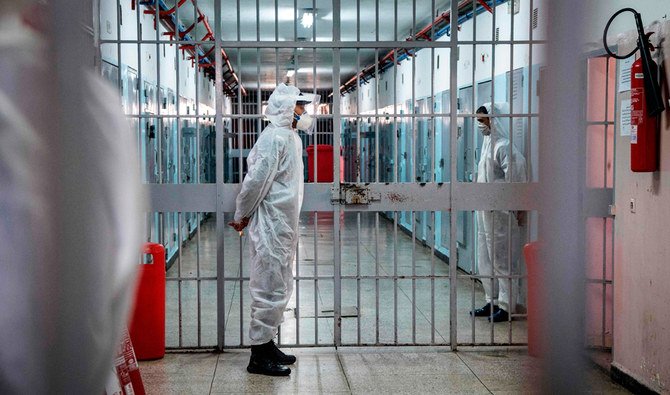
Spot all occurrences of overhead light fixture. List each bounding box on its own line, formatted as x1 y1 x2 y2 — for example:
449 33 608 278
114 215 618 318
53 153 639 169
286 69 295 77
301 11 314 28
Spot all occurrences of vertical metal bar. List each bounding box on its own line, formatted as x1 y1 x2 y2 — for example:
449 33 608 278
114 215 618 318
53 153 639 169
411 0 416 184
314 211 319 345
155 0 161 185
430 0 436 346
489 0 498 345
602 55 611 347
374 3 381 345
527 0 534 183
393 211 398 344
356 212 361 345
115 0 122 97
393 0 398 184
312 0 317 174
374 210 380 344
312 0 318 348
239 234 244 344
275 1 279 87
471 0 478 345
178 212 183 347
412 210 416 343
356 3 361 182
192 0 203 348
406 0 417 347
136 0 143 182
290 0 300 347
508 213 513 343
375 1 380 185
332 0 342 347
448 0 459 350
235 0 245 347
387 0 398 346
430 210 436 344
214 0 225 350
508 0 516 344
351 1 362 341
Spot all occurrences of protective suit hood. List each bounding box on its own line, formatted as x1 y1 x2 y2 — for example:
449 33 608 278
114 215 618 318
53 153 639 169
480 102 510 141
264 83 318 130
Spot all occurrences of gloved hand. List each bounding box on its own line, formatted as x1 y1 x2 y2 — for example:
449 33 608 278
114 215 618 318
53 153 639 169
228 217 250 232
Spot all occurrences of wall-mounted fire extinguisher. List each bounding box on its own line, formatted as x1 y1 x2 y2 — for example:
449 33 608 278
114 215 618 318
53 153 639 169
604 8 666 172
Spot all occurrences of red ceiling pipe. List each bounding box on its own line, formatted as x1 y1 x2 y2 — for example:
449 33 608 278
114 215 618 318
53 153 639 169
139 2 245 96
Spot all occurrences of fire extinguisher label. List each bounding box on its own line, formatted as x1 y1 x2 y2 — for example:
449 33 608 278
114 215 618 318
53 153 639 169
631 125 638 144
634 73 644 79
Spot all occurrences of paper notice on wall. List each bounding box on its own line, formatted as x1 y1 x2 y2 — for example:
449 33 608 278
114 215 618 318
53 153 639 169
620 99 631 136
618 57 634 93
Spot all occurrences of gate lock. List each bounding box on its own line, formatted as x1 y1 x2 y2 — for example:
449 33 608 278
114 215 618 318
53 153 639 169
332 184 381 205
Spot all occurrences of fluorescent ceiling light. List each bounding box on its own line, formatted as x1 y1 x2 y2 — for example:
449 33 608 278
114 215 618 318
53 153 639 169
301 11 314 28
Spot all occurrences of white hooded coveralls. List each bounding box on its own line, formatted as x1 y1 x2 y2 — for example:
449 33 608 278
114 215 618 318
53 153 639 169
476 103 527 312
234 84 304 345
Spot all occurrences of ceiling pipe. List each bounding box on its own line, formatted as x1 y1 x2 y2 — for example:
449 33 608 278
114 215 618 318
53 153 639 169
138 0 246 96
336 0 506 96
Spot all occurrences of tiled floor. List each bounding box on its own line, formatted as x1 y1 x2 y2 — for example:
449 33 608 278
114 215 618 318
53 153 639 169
139 348 630 394
165 212 528 349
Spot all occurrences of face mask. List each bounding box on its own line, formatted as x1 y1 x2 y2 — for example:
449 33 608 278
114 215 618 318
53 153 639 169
295 113 314 131
477 121 490 135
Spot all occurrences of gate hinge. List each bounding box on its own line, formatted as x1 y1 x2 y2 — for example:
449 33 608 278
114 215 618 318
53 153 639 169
608 204 616 217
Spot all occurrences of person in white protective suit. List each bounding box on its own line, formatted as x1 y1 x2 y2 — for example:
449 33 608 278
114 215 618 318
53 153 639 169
228 83 317 376
0 2 143 393
471 103 527 323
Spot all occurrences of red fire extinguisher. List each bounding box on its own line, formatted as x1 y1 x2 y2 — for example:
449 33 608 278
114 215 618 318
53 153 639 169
630 56 660 172
604 8 666 172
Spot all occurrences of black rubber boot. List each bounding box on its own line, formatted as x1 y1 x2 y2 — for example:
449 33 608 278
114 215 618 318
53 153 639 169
247 343 291 376
268 340 296 365
471 303 500 317
488 308 510 323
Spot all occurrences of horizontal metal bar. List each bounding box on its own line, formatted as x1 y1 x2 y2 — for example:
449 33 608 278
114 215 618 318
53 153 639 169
149 183 611 213
101 39 547 47
166 347 218 352
146 184 218 212
166 277 218 281
451 183 540 211
455 343 529 347
170 343 531 351
342 113 541 118
126 113 540 119
221 276 334 281
457 274 529 280
458 40 547 45
125 114 218 119
218 184 334 212
102 40 457 48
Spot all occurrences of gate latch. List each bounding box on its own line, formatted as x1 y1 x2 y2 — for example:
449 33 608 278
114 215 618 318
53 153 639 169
332 184 381 205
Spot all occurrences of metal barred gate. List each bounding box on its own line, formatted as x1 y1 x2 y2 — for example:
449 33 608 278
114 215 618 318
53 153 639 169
98 0 613 351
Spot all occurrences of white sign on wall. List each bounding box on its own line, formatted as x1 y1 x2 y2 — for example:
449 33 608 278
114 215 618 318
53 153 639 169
620 98 632 136
618 57 635 93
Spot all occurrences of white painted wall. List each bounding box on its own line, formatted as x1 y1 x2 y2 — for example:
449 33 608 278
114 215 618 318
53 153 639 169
585 1 670 51
611 19 670 393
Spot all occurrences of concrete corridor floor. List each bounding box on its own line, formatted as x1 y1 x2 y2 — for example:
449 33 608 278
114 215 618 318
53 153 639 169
165 212 528 348
138 347 630 394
